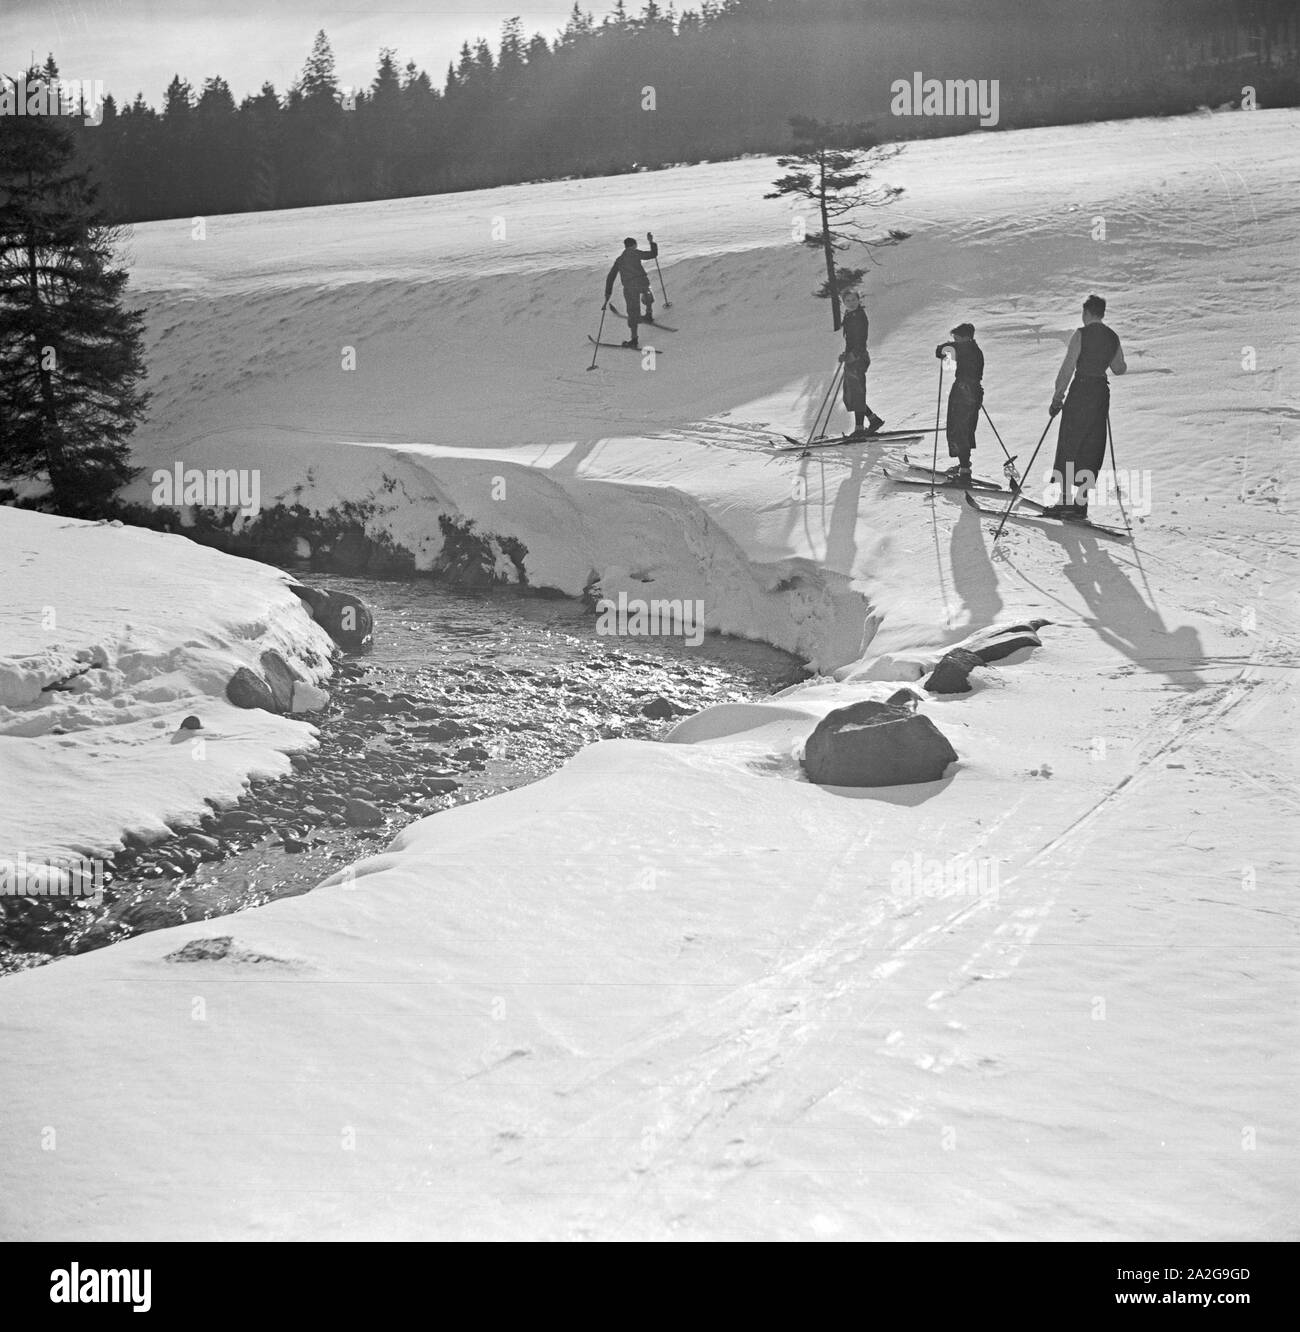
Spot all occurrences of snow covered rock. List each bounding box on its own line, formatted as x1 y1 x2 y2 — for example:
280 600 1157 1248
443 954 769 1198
290 680 330 714
802 699 958 788
967 621 1049 664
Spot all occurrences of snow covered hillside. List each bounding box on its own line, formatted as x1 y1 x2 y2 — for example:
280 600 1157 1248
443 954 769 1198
0 110 1295 1240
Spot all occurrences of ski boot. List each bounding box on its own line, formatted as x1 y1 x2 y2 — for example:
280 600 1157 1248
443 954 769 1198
622 338 639 349
1061 502 1089 522
865 414 886 436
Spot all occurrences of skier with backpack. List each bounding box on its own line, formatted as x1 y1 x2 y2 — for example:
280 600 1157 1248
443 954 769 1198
934 322 984 484
1044 294 1127 519
603 233 659 347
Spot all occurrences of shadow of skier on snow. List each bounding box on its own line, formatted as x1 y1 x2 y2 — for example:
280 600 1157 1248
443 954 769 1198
1057 536 1207 691
981 521 1208 692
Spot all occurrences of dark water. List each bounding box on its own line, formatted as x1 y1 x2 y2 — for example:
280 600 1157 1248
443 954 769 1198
0 577 803 971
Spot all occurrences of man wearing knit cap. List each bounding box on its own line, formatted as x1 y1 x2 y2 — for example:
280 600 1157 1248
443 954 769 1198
1045 295 1127 519
934 322 984 483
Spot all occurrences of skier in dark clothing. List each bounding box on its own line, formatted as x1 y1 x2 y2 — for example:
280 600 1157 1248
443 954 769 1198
1045 294 1127 519
838 290 885 438
935 323 984 483
604 233 658 347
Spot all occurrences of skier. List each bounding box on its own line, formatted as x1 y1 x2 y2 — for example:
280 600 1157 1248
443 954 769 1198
838 289 885 438
934 322 984 483
1045 294 1127 519
603 233 658 347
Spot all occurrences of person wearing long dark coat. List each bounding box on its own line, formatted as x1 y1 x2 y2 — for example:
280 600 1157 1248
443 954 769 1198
838 290 884 438
935 322 984 482
1046 294 1127 518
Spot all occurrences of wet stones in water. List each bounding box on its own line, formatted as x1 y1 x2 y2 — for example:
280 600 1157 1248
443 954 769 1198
301 587 374 653
640 695 690 720
343 798 384 827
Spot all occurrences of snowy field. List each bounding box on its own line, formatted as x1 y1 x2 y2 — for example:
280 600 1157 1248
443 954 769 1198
0 109 1296 1240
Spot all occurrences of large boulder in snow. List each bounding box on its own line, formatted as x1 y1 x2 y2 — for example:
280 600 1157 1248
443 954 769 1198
226 666 280 713
802 699 958 788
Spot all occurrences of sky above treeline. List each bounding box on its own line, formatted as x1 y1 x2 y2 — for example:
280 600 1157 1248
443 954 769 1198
7 0 625 105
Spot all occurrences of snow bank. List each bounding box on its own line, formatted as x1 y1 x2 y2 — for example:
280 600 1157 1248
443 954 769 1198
0 508 336 859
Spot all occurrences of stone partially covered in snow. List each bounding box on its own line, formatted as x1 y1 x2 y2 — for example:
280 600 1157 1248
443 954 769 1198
259 649 301 712
802 699 958 787
290 680 330 714
970 623 1047 664
226 666 280 713
924 647 985 695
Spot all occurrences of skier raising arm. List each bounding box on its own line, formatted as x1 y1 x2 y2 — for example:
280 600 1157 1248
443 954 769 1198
604 233 659 348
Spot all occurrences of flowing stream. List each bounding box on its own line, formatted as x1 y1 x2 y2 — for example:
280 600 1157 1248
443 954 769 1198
0 576 804 971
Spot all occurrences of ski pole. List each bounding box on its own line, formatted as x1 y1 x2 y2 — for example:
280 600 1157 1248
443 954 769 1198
929 353 945 497
587 301 608 371
653 252 670 309
799 360 842 447
979 404 1021 491
992 416 1056 542
813 363 844 443
1106 413 1133 536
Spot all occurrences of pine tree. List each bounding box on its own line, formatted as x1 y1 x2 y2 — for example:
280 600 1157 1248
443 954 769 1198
498 18 526 81
299 30 340 102
0 70 148 511
765 116 909 329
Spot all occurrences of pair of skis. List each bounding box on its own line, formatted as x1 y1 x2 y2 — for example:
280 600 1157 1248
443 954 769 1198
587 304 678 354
587 336 669 353
776 428 929 453
882 458 1131 542
605 304 679 333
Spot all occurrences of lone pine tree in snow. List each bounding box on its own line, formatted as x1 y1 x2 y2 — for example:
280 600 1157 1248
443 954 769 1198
766 116 909 330
0 64 148 512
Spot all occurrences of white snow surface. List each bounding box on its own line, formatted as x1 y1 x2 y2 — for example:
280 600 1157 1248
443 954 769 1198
1 111 1296 1240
